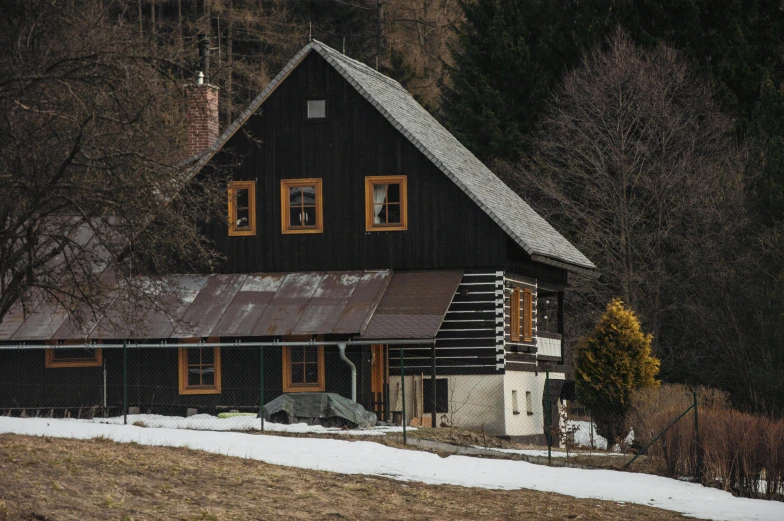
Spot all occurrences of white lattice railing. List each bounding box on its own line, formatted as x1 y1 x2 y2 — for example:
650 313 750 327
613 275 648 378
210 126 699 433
538 335 562 358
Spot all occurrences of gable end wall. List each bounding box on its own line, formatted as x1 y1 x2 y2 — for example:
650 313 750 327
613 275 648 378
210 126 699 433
206 52 559 279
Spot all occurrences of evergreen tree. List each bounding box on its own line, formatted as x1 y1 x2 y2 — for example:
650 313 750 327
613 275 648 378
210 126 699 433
575 299 660 446
445 0 784 166
443 0 606 162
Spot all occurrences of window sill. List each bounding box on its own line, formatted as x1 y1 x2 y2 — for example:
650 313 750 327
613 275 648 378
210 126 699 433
45 361 103 368
366 225 408 232
179 387 221 396
281 227 323 235
283 386 325 393
228 229 256 237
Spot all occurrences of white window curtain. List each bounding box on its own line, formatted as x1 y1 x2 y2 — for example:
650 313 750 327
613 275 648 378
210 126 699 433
373 184 387 223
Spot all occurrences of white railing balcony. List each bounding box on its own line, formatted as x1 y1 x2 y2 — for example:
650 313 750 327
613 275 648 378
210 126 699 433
537 332 562 359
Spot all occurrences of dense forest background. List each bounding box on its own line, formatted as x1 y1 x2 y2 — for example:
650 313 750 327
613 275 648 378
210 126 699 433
6 0 784 415
107 0 461 122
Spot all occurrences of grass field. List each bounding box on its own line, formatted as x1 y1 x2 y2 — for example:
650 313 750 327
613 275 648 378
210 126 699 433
0 434 697 521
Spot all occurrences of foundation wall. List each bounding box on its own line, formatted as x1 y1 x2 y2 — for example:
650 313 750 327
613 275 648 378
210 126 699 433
389 374 505 435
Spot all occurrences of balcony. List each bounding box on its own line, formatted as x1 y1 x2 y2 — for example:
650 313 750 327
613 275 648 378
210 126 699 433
537 332 562 360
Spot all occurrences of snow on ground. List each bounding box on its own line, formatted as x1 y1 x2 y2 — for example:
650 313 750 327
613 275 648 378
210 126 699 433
568 419 608 449
567 420 634 451
1 417 782 521
84 413 406 436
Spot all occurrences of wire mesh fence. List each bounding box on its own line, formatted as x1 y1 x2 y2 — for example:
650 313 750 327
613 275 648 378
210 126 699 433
1 343 526 441
0 343 706 474
1 342 385 434
5 343 784 503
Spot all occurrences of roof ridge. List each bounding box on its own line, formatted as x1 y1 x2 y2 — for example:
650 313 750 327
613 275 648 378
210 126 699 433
311 40 409 93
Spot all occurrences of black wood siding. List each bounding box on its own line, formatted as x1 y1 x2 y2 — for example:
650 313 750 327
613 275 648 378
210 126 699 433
389 270 504 376
0 345 373 415
205 52 565 284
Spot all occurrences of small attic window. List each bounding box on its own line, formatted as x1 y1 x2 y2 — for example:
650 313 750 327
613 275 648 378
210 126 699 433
307 99 326 119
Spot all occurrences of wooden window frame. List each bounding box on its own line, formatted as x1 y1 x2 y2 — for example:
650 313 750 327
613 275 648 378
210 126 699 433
178 338 222 395
45 340 102 368
280 178 324 234
510 288 521 342
523 288 533 342
228 180 256 237
364 175 408 232
282 337 325 393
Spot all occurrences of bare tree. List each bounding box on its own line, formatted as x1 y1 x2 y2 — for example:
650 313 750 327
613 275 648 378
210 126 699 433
381 0 462 109
500 30 750 379
0 1 226 331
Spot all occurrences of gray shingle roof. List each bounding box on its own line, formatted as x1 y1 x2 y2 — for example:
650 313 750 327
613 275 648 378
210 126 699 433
191 41 595 272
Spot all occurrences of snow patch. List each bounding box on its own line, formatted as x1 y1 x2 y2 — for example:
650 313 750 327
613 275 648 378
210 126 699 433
1 417 782 521
567 420 633 451
239 274 283 292
84 413 405 436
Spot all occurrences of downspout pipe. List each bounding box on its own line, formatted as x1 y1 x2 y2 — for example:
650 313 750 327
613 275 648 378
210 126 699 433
337 343 356 402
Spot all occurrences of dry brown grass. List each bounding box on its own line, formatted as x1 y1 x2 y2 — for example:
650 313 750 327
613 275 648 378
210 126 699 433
630 384 784 500
700 408 784 500
0 434 698 521
403 426 517 448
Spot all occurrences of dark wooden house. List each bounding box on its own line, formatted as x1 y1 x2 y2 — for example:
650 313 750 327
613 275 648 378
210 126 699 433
0 41 594 439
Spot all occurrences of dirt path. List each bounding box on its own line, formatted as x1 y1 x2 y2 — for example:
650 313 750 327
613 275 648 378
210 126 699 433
0 434 696 521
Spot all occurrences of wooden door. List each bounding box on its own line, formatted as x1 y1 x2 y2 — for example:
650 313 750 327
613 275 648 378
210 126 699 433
370 344 388 420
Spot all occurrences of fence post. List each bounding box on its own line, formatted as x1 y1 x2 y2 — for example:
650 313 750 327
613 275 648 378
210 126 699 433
123 341 128 425
431 343 437 429
400 347 406 444
624 400 696 469
694 391 701 481
260 345 265 432
546 369 551 465
589 409 594 450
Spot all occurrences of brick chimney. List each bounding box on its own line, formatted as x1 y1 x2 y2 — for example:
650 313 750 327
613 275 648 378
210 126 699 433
185 81 219 157
185 35 219 158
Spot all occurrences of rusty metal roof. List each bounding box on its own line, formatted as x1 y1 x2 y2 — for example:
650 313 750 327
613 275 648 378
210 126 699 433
359 270 462 340
0 271 391 341
8 295 69 341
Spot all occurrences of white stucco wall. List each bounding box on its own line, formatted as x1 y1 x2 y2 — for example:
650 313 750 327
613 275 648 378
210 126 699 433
389 374 505 435
389 371 566 438
502 370 565 437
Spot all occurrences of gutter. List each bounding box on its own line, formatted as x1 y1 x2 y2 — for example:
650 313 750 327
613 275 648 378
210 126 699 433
530 254 598 278
0 338 435 350
337 343 356 402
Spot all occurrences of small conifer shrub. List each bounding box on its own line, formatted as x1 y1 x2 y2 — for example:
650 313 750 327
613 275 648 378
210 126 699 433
575 298 660 448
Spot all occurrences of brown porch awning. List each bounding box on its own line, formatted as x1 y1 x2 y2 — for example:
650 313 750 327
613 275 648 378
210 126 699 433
0 271 392 341
359 270 463 340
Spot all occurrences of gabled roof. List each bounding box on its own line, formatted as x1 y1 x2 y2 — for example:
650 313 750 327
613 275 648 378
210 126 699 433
190 41 595 272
